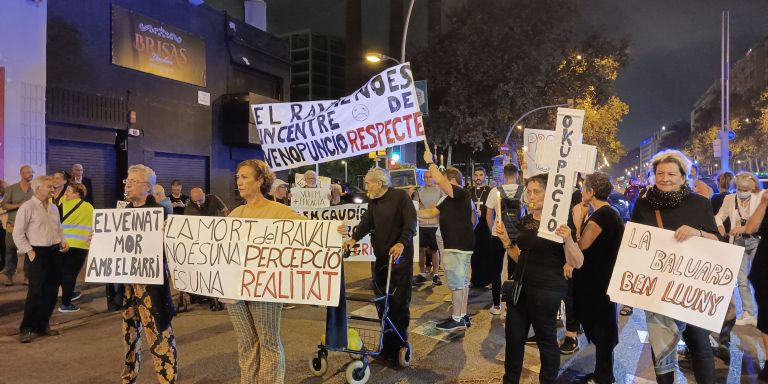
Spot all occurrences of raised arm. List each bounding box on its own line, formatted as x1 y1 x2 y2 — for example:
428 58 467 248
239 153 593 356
423 150 453 197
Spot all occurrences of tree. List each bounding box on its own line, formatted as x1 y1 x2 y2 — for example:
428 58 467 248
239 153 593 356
411 0 629 162
579 96 629 164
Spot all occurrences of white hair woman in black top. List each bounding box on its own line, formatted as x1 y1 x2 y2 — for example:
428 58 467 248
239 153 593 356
630 150 719 384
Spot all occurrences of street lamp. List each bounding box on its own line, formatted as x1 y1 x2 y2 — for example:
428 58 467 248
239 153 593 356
341 160 348 183
364 52 401 65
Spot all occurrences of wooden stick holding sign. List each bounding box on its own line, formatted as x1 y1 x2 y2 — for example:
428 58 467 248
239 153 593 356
535 108 597 243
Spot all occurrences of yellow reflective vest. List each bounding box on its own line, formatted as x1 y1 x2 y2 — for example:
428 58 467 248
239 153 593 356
59 198 94 250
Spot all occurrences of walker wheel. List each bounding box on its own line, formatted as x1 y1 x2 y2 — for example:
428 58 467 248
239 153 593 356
345 360 370 384
309 355 328 377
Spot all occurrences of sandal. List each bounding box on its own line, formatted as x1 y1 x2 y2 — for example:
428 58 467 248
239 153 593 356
619 305 633 316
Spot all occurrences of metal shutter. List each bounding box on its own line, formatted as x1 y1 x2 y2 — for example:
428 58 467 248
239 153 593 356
152 152 209 194
47 139 117 209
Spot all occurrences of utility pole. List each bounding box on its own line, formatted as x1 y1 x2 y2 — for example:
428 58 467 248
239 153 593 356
720 10 731 171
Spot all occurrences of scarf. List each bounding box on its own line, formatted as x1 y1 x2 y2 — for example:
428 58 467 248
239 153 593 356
645 184 691 210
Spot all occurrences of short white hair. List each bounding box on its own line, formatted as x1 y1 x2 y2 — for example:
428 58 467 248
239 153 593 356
365 167 391 188
154 184 166 196
650 149 692 178
31 175 51 191
128 164 157 190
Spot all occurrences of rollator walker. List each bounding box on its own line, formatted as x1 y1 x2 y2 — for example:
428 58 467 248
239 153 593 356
308 247 412 384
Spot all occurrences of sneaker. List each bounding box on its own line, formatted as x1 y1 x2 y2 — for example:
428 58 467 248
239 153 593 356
559 336 579 355
463 315 472 328
412 274 429 286
432 275 443 286
19 330 33 343
58 304 80 313
525 335 537 345
436 317 467 331
36 327 60 336
489 305 502 315
71 291 83 302
736 313 757 326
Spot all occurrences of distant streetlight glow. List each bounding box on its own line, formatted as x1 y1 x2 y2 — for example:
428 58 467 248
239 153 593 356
576 54 583 60
365 52 400 64
516 124 523 130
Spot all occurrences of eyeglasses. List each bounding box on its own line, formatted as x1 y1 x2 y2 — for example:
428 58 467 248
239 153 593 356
123 179 148 186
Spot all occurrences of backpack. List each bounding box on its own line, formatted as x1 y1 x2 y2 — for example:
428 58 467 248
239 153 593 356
498 185 524 242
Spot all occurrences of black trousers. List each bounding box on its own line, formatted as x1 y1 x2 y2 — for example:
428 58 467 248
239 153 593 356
373 253 413 356
504 285 566 384
20 246 62 332
584 320 617 384
653 323 714 384
490 237 505 306
60 247 88 306
564 279 580 332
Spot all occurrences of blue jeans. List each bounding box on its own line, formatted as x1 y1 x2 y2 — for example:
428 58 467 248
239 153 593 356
734 236 759 316
646 312 714 383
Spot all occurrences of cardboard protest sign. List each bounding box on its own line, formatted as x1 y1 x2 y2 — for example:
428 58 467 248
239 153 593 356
296 203 419 262
535 108 597 243
164 216 344 306
86 208 165 285
252 63 426 171
607 222 744 333
523 128 556 178
291 187 331 209
295 172 331 188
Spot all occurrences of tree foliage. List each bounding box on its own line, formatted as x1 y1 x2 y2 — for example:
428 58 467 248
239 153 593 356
579 96 629 164
411 0 629 161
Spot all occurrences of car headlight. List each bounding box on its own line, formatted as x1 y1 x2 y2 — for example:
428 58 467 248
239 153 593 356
353 197 363 204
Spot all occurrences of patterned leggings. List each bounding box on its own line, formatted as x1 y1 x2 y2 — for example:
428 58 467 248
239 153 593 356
227 300 284 384
121 284 178 384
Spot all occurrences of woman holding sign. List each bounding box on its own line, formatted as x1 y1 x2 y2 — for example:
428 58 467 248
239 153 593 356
629 150 719 384
227 159 306 384
496 173 584 384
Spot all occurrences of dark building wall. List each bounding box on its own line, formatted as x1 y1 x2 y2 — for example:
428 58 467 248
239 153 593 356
47 0 290 207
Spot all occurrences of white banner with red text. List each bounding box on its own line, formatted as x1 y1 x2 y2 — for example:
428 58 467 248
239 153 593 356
252 63 426 171
164 215 344 306
607 222 744 332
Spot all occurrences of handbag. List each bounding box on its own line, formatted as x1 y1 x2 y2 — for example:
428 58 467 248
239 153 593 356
501 251 528 305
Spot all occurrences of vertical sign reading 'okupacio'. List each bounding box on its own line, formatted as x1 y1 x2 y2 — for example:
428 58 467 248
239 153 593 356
111 4 206 86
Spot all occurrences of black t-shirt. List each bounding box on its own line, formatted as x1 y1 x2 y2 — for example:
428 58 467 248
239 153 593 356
630 193 718 235
184 194 227 216
515 215 567 290
574 205 624 296
438 185 475 252
169 194 189 215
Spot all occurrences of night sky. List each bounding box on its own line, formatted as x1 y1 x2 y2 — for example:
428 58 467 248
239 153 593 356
266 0 768 149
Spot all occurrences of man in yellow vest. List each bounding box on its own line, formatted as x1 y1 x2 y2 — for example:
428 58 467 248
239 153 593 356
57 182 93 313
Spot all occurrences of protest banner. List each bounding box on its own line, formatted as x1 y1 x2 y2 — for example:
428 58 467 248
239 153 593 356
535 108 597 243
291 187 331 209
523 128 556 178
606 222 744 333
295 172 331 188
164 216 344 306
252 63 426 171
296 203 419 262
86 208 165 285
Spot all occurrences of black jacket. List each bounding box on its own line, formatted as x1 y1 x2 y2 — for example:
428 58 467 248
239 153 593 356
125 195 175 330
352 188 417 261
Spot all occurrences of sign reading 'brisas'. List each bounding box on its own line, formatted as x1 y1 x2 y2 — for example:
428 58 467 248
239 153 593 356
111 4 206 86
252 63 426 171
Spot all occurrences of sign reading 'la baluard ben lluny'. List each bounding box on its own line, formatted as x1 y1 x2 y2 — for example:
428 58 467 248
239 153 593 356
111 4 206 87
